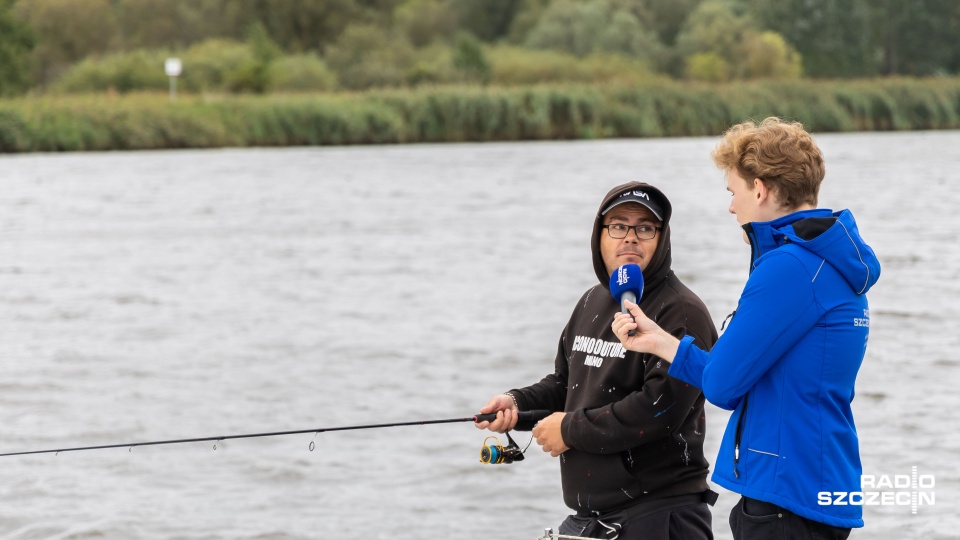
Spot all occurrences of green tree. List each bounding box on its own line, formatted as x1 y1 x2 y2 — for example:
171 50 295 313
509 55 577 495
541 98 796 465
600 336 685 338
674 0 752 78
234 0 362 53
685 51 730 81
452 0 527 42
50 39 258 94
395 0 458 47
115 0 366 53
113 0 249 51
597 9 664 62
742 31 802 79
506 0 551 44
949 4 960 74
675 0 750 62
227 22 282 93
634 0 705 47
585 0 704 76
116 0 198 50
676 0 800 80
452 32 491 83
325 23 417 89
756 0 960 77
13 0 118 86
0 0 34 95
525 0 663 65
524 0 584 55
179 39 254 93
869 0 960 75
52 49 169 94
270 53 338 92
746 0 876 78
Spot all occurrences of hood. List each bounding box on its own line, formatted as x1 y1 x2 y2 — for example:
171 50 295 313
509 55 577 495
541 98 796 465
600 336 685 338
748 208 880 294
591 182 674 290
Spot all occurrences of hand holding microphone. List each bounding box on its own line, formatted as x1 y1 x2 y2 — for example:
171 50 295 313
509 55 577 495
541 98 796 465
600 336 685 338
609 264 644 336
609 264 681 362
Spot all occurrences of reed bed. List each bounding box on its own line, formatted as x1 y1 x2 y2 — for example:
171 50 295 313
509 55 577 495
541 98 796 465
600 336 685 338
2 78 959 152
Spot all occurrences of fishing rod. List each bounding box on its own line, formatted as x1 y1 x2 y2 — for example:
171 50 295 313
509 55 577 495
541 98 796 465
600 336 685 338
0 410 551 461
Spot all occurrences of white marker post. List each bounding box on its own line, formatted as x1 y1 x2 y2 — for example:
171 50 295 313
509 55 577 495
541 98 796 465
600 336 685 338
164 58 182 102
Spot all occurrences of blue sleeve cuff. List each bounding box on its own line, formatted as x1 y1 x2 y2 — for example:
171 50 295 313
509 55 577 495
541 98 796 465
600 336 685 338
667 335 706 389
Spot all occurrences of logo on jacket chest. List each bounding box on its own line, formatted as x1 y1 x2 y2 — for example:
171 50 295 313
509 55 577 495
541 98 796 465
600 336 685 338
572 335 627 368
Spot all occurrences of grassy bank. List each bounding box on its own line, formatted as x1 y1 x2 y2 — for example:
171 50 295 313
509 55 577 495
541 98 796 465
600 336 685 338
1 78 959 152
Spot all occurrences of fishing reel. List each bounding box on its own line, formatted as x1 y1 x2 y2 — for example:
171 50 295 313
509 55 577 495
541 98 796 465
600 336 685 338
480 432 526 465
474 409 549 465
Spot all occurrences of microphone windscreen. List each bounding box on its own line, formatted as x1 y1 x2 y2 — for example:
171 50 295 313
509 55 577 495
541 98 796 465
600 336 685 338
609 264 644 304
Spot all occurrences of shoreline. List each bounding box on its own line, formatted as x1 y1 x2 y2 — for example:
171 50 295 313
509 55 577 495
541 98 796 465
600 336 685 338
2 77 959 153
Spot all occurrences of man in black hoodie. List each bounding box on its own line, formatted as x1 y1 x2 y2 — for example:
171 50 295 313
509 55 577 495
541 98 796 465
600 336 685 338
477 182 718 539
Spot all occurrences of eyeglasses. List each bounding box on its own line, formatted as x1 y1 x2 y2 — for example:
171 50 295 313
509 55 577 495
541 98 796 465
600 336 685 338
602 223 662 240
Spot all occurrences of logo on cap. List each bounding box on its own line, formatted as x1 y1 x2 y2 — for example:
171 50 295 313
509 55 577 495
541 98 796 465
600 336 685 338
602 189 663 219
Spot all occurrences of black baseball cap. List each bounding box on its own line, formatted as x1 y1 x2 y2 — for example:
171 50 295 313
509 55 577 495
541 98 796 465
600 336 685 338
601 189 665 221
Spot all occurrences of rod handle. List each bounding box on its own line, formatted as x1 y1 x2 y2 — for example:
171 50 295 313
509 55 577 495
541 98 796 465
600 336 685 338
473 410 553 424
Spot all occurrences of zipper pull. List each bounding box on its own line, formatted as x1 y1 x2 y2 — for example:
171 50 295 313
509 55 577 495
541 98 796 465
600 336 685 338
732 394 748 480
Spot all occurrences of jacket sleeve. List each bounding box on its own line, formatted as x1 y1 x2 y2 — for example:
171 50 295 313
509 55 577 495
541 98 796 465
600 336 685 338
696 251 821 409
561 323 714 454
667 336 707 388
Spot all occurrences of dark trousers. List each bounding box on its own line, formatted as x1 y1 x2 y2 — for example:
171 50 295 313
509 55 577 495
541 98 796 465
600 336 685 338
729 497 851 540
558 494 713 540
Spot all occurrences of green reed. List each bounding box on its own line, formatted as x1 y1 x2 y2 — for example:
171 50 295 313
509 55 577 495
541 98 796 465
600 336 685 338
2 78 959 152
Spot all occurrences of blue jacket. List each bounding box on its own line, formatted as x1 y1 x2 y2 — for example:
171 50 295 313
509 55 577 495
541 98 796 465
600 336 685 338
668 208 880 528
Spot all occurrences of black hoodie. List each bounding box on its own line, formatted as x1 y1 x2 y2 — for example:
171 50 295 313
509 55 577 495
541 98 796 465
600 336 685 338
509 182 718 513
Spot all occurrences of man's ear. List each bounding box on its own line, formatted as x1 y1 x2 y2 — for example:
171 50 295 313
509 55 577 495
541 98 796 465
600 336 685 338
753 178 771 205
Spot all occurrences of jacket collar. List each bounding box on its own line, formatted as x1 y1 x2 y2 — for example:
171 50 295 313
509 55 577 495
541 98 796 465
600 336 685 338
742 209 834 273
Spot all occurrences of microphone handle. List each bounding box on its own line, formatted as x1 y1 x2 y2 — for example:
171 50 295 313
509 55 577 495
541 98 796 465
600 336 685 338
621 291 638 336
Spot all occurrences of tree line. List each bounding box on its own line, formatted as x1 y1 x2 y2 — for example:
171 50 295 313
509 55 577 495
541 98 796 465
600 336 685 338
1 0 958 97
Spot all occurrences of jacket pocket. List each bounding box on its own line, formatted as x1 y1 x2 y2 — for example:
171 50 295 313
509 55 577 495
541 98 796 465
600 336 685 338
740 445 780 491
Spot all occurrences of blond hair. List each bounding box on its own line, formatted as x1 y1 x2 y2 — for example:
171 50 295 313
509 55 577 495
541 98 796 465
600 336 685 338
712 117 824 209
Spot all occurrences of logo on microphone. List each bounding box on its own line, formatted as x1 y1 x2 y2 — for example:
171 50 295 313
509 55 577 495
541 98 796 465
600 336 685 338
617 266 630 287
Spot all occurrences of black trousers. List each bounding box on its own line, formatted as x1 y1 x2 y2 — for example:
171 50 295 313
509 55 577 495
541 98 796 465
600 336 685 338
558 493 714 540
729 497 851 540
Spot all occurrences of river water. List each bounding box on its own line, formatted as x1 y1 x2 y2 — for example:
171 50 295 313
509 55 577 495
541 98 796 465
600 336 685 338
0 131 957 539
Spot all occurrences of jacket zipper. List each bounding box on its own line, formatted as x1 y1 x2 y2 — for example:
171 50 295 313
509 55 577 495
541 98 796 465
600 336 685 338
742 223 759 275
732 223 759 479
733 394 748 479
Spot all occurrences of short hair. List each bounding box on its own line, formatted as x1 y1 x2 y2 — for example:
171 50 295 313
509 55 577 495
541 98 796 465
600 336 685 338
711 117 825 209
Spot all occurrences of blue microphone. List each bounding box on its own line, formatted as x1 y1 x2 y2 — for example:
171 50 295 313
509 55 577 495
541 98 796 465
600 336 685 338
609 264 644 336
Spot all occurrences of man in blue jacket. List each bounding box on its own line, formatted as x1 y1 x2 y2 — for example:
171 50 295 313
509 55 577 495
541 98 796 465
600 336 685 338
612 117 880 539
